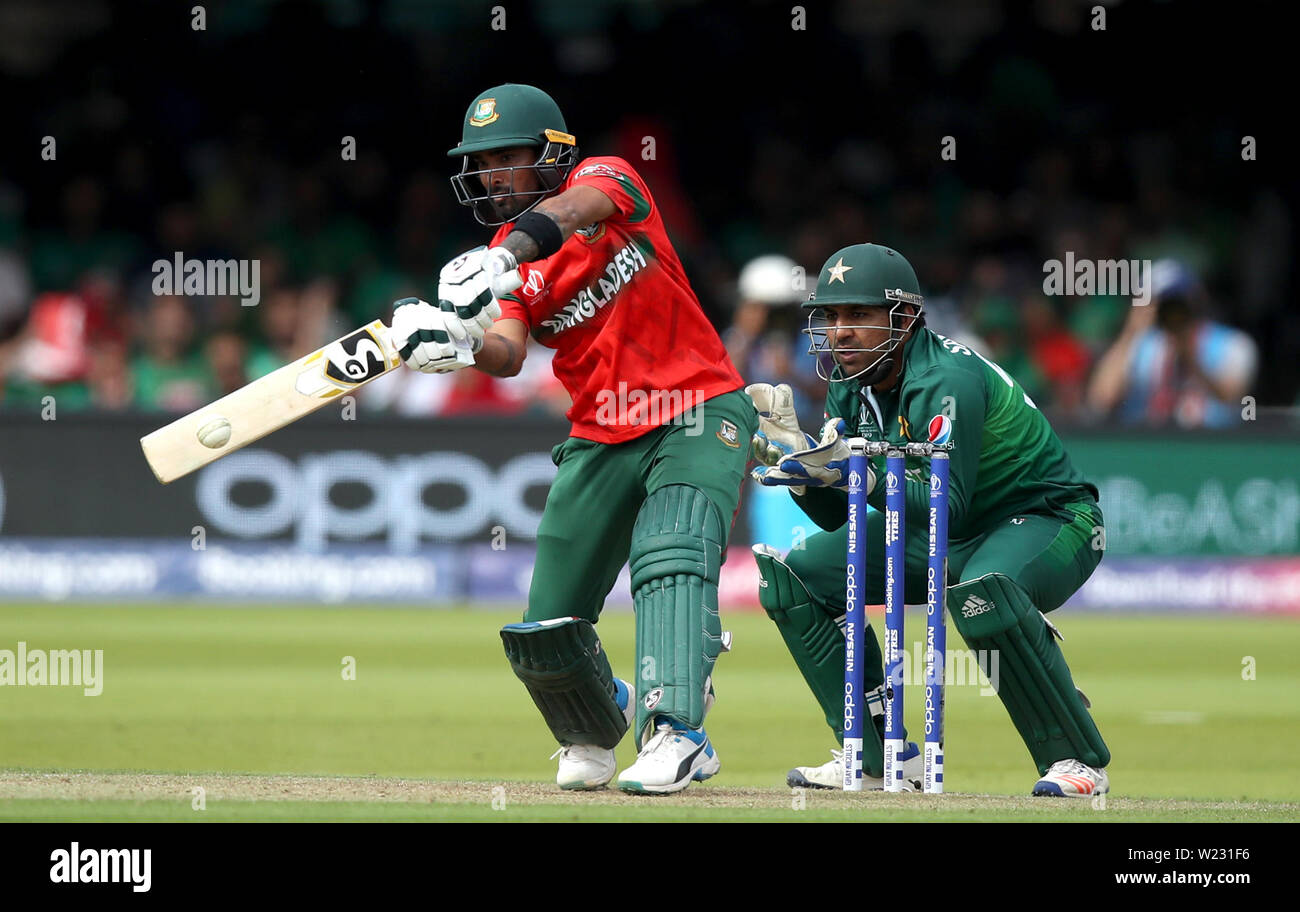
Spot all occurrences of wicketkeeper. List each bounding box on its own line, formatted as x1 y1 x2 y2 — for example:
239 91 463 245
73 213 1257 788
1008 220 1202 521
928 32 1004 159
749 243 1111 797
387 84 755 793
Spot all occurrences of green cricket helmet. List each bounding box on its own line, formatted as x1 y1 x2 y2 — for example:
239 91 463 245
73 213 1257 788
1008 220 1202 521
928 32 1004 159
448 84 580 226
802 243 925 384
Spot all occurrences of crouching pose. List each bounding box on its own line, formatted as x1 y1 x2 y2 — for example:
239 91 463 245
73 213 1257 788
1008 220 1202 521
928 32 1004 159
749 243 1110 797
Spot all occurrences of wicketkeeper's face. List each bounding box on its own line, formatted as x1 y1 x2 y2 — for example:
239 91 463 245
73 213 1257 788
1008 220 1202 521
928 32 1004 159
820 304 895 373
470 147 543 221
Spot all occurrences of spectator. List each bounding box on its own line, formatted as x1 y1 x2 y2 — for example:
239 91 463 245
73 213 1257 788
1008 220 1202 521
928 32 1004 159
1086 260 1257 428
2 290 105 409
206 330 249 397
131 295 211 412
0 249 31 340
87 338 133 410
724 254 826 418
0 7 1287 416
1021 293 1091 417
28 177 139 292
244 282 337 377
971 295 1047 406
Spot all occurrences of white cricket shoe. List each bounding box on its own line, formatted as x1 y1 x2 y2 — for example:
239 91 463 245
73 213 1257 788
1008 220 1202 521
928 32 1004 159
617 719 721 794
1032 759 1109 798
787 741 923 791
553 743 617 790
552 678 636 790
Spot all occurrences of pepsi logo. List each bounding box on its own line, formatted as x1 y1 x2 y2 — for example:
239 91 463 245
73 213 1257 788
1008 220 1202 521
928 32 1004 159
928 414 952 445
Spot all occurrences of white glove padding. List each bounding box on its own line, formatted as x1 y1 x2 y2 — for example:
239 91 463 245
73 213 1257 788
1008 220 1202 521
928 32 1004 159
752 417 876 492
389 298 475 373
437 246 521 347
746 382 813 467
483 246 524 296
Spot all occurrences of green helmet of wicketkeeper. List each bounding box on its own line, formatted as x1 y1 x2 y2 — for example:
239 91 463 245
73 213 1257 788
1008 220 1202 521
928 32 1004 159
802 243 926 385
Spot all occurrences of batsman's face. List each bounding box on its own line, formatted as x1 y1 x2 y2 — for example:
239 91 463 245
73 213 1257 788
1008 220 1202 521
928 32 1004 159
471 147 542 221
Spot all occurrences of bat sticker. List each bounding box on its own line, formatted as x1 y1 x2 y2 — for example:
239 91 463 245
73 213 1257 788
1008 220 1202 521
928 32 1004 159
324 328 389 386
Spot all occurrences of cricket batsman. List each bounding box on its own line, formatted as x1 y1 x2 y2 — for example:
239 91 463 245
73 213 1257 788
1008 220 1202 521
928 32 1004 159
386 84 755 793
749 243 1111 796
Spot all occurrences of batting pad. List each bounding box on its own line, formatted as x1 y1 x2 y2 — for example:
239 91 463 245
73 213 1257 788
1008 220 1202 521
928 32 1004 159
753 544 887 776
950 573 1110 773
500 617 628 749
630 485 724 746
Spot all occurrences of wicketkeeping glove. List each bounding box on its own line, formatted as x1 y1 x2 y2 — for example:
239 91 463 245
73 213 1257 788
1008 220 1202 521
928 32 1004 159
390 297 475 373
746 382 815 494
746 382 813 462
752 417 875 492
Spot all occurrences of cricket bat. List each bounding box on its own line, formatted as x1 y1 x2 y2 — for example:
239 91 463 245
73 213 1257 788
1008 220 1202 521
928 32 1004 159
140 319 470 484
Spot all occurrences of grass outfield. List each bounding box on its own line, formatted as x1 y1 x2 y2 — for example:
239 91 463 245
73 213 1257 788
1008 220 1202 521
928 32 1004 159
1 603 1297 822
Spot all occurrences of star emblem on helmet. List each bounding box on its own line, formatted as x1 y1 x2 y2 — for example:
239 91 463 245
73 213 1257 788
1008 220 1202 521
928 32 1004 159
827 257 853 284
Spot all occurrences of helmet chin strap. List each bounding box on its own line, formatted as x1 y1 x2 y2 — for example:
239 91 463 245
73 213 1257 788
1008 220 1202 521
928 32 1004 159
858 355 895 387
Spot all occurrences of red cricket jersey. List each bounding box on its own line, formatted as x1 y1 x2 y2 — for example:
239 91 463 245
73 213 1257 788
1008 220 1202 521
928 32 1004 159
491 156 743 444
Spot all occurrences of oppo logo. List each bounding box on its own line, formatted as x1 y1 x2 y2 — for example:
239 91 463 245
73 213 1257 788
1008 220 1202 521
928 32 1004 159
195 450 555 550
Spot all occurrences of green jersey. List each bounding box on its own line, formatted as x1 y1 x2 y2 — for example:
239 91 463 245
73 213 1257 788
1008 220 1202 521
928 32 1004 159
796 327 1098 540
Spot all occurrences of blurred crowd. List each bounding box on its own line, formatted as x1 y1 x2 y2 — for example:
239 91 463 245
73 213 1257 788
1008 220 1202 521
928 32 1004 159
0 0 1291 429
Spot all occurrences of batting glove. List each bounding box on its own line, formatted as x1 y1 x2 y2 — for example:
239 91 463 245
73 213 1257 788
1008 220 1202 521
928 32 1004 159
437 246 521 349
390 297 475 373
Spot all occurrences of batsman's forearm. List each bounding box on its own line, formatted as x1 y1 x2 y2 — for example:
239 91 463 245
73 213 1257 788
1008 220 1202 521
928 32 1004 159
499 200 579 263
535 195 596 237
475 333 522 377
500 187 615 263
500 230 541 265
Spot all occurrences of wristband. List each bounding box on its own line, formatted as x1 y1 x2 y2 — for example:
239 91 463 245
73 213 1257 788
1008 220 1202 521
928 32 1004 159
513 210 565 259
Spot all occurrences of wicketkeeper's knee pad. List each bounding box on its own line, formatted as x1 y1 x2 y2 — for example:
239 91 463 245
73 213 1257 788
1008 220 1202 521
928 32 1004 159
501 617 627 749
950 573 1110 773
754 543 886 774
630 484 724 745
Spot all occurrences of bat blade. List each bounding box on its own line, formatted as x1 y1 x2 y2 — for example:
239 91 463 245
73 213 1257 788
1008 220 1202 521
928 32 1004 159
140 320 401 484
